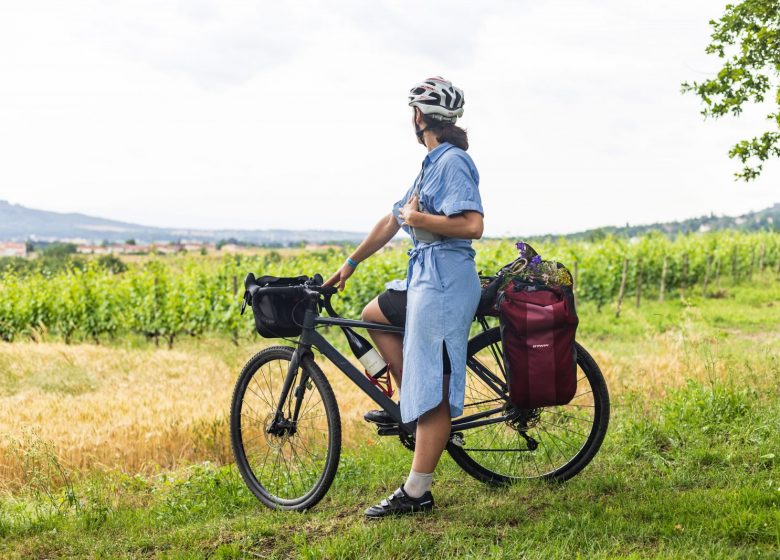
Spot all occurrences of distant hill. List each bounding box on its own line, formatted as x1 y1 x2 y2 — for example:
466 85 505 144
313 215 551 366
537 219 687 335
549 203 779 241
1 199 777 246
0 200 366 246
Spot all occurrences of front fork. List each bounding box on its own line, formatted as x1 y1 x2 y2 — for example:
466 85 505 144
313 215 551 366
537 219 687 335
269 302 320 436
267 345 314 437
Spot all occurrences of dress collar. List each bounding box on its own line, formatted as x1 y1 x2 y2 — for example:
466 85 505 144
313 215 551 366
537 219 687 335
424 142 453 166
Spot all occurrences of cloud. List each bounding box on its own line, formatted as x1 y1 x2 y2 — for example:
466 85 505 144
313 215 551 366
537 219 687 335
0 0 777 237
341 0 515 67
73 1 325 87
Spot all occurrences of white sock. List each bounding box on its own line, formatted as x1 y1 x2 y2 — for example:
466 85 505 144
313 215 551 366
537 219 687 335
404 469 433 498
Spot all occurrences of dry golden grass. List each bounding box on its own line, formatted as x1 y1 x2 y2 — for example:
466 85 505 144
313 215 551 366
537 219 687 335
0 342 232 488
591 328 780 405
0 340 382 488
1 315 776 488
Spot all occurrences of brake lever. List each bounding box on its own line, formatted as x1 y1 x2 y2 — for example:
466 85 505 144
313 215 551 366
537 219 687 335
320 291 340 317
240 291 250 315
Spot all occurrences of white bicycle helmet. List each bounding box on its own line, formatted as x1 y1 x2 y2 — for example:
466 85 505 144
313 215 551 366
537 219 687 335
408 76 465 122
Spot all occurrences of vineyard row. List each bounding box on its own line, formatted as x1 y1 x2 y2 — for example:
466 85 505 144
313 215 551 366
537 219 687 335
0 231 778 346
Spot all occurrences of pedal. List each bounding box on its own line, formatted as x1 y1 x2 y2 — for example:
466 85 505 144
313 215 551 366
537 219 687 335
376 425 400 437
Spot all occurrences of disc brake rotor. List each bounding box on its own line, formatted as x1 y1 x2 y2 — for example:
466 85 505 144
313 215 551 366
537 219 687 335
263 413 290 450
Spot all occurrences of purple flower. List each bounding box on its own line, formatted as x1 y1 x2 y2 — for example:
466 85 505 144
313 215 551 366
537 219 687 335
515 241 527 255
530 255 542 266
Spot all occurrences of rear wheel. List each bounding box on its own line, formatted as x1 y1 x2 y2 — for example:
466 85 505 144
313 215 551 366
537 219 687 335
230 346 341 510
448 326 609 484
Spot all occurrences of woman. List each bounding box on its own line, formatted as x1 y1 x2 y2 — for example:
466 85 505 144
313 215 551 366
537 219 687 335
324 76 484 517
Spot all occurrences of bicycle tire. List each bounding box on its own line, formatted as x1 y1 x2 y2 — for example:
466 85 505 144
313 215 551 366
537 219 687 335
230 346 341 511
447 327 609 484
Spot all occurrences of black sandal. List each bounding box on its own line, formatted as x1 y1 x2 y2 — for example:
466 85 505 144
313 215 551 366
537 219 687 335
363 408 395 425
364 485 434 518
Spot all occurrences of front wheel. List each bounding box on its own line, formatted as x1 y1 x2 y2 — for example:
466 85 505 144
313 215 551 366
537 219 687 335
230 346 341 510
448 326 610 484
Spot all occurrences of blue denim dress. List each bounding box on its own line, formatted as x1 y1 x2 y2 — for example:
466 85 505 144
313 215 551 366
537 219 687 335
389 142 484 423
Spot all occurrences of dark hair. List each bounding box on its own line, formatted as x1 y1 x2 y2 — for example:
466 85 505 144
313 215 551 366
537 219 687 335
422 114 469 151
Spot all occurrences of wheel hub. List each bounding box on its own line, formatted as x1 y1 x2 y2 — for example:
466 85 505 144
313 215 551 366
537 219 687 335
505 406 541 450
263 413 294 449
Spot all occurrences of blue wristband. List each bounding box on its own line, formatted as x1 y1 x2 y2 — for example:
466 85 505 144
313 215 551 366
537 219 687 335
346 257 359 268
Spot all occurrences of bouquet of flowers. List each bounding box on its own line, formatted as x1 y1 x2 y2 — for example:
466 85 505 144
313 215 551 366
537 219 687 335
477 241 573 316
503 242 573 289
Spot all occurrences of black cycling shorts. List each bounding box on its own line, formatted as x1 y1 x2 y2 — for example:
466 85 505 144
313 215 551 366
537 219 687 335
377 288 407 328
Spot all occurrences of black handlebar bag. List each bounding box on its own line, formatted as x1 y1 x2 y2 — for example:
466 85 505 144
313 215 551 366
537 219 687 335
249 275 308 338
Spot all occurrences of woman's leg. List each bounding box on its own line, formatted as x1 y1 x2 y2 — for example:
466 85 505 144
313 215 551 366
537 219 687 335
411 400 451 472
361 296 403 388
410 342 452 473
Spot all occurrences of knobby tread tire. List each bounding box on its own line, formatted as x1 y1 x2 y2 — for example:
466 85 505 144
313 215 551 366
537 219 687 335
230 346 341 511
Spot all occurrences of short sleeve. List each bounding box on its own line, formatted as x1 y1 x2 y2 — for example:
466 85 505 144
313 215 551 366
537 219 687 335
429 154 483 217
391 200 404 227
392 185 415 230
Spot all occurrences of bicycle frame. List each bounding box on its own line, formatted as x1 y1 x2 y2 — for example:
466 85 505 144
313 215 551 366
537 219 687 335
271 295 515 439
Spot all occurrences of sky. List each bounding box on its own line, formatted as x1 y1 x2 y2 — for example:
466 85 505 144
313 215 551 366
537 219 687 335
1 0 778 238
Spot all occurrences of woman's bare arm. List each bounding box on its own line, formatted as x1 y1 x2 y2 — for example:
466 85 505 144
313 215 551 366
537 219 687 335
350 212 401 262
399 194 483 239
397 189 483 240
409 210 483 239
323 212 400 289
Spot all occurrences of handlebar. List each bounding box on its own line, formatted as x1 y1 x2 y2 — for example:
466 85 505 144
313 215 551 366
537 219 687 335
240 272 340 316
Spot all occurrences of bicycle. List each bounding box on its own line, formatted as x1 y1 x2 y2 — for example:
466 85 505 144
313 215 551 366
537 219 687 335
230 273 610 511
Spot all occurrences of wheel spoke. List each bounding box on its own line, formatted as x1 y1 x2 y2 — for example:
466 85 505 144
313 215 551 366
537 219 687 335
452 328 608 483
251 376 273 408
231 349 338 510
544 410 594 424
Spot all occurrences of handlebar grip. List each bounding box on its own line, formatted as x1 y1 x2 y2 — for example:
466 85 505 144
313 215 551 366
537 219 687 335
317 285 339 295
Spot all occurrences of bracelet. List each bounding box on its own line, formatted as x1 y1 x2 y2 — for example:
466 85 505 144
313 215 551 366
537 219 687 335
346 257 359 268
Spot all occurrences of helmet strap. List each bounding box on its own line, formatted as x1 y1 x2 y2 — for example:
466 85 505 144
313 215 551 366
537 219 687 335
413 109 452 146
416 125 436 147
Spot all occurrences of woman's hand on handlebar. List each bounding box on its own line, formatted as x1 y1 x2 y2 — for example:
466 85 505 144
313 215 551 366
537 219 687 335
323 263 355 291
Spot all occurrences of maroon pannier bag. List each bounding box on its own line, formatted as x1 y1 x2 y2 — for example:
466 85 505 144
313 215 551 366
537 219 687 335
497 282 579 408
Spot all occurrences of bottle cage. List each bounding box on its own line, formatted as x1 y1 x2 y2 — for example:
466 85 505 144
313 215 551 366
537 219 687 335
365 369 394 398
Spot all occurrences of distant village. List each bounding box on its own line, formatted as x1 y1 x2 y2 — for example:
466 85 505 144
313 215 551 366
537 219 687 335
0 239 351 259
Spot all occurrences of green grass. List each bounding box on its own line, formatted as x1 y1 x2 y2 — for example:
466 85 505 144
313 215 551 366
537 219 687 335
2 384 778 559
2 277 780 558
